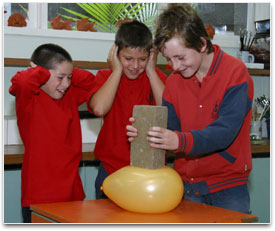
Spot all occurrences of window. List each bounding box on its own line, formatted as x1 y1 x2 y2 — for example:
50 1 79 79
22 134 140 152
4 3 29 25
5 3 248 33
4 2 258 48
4 3 28 18
196 3 247 35
47 3 158 33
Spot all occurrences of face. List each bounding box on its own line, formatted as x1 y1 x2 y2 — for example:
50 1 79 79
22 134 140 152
118 47 149 80
162 37 205 78
41 61 73 100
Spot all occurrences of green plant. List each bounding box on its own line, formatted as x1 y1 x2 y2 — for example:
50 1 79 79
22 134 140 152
60 3 157 33
18 3 28 16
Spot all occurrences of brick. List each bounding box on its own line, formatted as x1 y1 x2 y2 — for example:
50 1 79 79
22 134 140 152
130 105 168 169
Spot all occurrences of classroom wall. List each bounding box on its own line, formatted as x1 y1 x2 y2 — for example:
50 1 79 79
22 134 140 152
4 28 270 223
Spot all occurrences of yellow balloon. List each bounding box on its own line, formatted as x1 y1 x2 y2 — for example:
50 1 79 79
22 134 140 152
102 166 184 213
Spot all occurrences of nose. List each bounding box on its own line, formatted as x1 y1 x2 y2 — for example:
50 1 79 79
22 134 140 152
62 77 71 88
171 60 181 71
132 59 139 68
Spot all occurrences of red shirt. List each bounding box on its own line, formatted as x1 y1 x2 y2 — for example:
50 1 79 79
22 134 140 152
9 66 95 207
87 69 167 174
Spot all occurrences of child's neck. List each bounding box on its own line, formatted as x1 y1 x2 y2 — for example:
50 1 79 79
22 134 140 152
196 52 214 82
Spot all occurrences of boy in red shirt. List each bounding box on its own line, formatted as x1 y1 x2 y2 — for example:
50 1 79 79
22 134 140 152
87 20 167 199
9 43 95 222
127 4 253 214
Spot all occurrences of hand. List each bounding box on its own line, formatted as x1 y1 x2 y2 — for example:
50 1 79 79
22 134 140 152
146 47 158 75
126 117 138 142
107 44 123 74
147 127 179 151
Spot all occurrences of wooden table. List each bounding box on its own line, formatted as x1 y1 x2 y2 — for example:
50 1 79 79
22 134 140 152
31 199 258 223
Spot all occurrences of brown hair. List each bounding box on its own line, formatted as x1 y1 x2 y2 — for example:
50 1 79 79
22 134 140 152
115 20 152 54
154 3 213 54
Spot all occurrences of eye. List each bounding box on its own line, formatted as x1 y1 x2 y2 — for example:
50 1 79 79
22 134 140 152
178 56 184 61
68 75 72 80
125 57 132 61
57 76 64 80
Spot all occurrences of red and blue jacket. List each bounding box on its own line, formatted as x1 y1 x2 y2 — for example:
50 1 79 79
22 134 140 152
163 45 254 195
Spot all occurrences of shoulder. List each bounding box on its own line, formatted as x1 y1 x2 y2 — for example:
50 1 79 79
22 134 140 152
213 45 251 83
97 69 112 75
95 69 113 79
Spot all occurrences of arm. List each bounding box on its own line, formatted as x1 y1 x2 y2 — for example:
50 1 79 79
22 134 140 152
185 82 252 155
147 81 252 155
146 48 166 106
70 68 95 106
71 68 95 91
89 45 123 117
9 66 50 98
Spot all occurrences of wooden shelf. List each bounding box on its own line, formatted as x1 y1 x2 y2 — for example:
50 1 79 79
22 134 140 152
4 58 167 71
4 140 270 165
248 68 270 76
4 58 268 76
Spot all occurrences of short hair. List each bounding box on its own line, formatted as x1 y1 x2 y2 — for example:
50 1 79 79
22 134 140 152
115 20 152 53
154 3 213 54
30 43 72 70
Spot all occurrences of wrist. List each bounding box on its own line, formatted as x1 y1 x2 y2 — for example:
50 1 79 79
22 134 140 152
146 68 157 78
112 68 123 76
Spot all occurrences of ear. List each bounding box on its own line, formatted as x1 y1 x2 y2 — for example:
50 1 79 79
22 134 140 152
200 37 208 53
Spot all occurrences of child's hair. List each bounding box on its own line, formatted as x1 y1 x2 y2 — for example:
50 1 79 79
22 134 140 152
115 20 153 53
30 43 72 70
154 3 213 54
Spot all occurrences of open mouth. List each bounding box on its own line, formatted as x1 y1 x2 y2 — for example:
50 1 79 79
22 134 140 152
129 69 139 75
57 89 66 95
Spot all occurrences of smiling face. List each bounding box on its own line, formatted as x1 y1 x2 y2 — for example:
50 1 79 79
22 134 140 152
118 47 149 80
41 61 73 99
162 37 205 78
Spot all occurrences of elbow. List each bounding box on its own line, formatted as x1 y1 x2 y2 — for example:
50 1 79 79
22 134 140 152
91 105 106 117
89 96 108 117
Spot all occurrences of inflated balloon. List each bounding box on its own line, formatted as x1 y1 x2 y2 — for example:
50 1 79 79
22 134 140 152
102 166 184 213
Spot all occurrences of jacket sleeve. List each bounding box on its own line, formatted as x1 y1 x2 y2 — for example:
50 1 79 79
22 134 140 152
9 66 50 99
176 81 252 155
70 68 95 106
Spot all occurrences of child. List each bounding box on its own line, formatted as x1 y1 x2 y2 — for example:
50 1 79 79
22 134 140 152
87 20 167 199
9 43 95 222
127 4 254 214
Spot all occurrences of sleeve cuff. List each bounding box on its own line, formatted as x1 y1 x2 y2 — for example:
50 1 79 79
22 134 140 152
174 131 193 154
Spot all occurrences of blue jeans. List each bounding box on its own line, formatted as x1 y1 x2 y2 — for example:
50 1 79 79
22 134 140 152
95 162 109 199
183 182 251 214
22 206 31 223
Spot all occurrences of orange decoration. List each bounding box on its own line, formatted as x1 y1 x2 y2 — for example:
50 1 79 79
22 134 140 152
51 15 72 30
205 24 215 40
116 17 136 27
8 13 26 27
77 18 97 32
